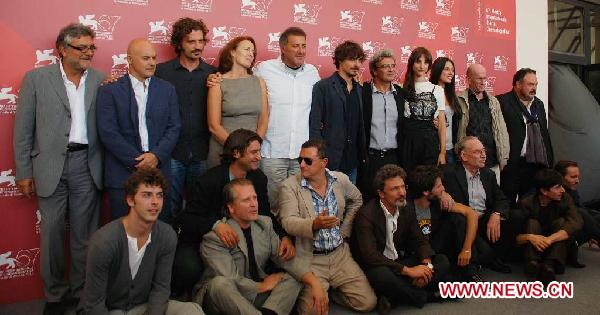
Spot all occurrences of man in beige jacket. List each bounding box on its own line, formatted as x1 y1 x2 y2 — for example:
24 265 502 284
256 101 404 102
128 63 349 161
278 139 377 314
456 63 509 183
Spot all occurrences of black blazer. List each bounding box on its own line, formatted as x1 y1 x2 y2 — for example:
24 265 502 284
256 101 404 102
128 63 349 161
442 164 509 218
309 73 367 170
497 90 553 168
350 199 434 271
361 81 407 159
176 163 276 243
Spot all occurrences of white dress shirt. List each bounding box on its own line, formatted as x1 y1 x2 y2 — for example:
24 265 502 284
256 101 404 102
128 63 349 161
380 200 400 260
255 58 320 159
126 232 152 279
129 74 151 151
59 62 88 144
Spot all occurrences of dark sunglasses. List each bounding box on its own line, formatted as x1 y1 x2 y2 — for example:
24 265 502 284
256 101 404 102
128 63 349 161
297 157 315 166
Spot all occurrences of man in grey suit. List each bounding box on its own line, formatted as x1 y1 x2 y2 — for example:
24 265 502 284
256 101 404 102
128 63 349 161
200 179 327 315
80 167 203 315
13 23 104 314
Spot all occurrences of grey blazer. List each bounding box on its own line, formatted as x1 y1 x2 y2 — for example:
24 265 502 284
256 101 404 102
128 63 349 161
13 63 105 197
200 216 308 302
80 219 177 315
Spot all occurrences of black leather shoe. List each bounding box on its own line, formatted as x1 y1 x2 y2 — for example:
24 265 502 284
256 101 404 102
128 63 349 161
488 259 512 274
376 295 392 315
43 302 65 315
538 264 556 287
464 264 484 282
524 260 540 280
426 290 444 303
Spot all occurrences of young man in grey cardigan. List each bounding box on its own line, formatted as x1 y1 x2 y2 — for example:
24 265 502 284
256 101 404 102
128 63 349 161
79 167 203 315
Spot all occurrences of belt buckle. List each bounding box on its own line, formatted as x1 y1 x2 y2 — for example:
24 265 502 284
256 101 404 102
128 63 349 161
380 150 385 158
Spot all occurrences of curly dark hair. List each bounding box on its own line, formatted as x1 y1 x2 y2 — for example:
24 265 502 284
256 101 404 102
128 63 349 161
407 165 442 199
373 164 407 194
123 167 168 197
218 36 257 74
403 47 432 101
55 23 95 53
170 17 209 55
333 40 365 69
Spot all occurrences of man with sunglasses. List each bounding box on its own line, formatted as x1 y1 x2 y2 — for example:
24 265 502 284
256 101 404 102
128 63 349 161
175 129 295 300
359 49 407 201
279 139 377 313
14 23 105 314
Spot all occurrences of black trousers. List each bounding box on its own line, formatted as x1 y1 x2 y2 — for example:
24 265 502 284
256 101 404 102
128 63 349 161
523 219 568 266
475 213 519 264
365 254 450 308
359 148 399 202
172 242 203 296
429 213 479 267
575 207 600 245
501 158 544 207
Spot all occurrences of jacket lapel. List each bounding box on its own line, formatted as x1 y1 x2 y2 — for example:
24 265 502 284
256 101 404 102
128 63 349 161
373 201 388 240
229 220 250 274
83 71 95 114
456 165 470 203
331 75 347 109
48 64 71 113
123 76 143 150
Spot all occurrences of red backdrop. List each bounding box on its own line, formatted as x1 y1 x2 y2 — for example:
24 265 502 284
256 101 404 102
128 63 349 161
0 0 515 304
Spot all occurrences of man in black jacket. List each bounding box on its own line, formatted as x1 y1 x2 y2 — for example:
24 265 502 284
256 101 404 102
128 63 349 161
442 136 514 273
359 49 407 201
309 41 367 184
497 68 553 206
172 129 295 299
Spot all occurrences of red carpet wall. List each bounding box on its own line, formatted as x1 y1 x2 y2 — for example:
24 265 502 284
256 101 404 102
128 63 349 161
0 0 515 304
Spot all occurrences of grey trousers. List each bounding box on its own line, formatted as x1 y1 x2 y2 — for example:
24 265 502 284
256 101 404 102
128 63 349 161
108 300 204 315
37 150 100 302
204 274 302 315
260 158 300 213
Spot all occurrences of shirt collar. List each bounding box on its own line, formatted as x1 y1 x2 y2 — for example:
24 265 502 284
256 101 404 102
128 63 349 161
173 57 205 72
464 166 481 180
371 81 396 94
301 168 337 189
59 61 88 83
468 88 488 101
278 57 305 72
129 73 151 89
379 199 400 220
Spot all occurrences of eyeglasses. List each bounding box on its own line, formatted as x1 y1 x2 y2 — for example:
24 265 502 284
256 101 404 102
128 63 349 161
297 157 315 166
378 64 396 69
67 44 97 53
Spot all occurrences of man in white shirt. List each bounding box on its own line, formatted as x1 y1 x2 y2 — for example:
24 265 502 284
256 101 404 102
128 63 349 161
14 23 106 314
254 26 321 209
97 38 181 220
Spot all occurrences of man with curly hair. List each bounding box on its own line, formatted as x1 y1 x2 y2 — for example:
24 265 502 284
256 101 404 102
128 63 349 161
155 17 217 222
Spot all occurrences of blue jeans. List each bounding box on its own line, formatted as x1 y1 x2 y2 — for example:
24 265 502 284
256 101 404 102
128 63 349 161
446 149 457 165
171 159 208 216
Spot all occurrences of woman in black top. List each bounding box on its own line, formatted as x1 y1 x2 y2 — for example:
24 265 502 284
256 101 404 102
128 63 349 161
400 47 446 172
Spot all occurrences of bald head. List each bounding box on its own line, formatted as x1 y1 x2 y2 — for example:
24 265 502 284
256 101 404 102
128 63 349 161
466 63 486 95
127 38 157 81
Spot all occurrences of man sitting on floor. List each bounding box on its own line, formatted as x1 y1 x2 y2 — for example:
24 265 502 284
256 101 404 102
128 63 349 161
515 169 583 286
79 167 203 314
407 165 481 282
351 164 450 313
200 179 327 315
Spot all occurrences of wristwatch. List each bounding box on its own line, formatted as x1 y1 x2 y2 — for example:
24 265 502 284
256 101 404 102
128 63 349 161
426 262 434 271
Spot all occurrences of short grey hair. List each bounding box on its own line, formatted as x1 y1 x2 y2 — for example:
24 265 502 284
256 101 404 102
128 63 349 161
55 23 95 52
454 136 480 158
369 49 395 76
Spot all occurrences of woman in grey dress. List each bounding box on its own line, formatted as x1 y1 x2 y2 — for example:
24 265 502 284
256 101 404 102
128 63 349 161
207 36 269 167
